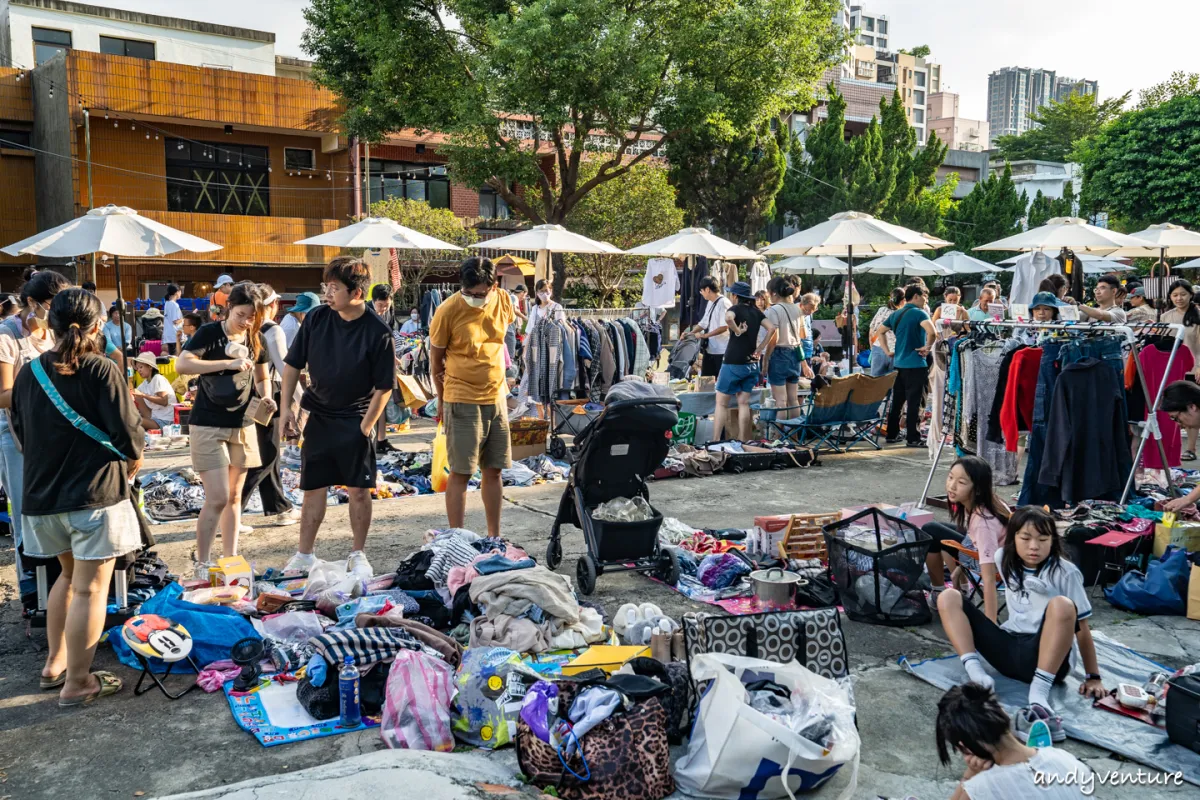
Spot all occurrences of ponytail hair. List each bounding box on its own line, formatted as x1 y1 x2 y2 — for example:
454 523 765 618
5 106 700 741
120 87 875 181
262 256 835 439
48 288 103 375
767 276 795 299
227 281 265 361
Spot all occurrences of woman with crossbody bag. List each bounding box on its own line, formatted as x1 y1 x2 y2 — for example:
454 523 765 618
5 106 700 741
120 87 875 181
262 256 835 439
693 277 730 377
762 277 810 420
11 289 143 706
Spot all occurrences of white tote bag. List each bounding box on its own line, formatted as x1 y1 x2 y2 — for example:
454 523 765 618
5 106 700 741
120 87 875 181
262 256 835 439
674 653 859 800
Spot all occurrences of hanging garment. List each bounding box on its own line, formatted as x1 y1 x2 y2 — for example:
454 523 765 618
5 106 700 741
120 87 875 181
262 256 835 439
985 344 1024 445
749 261 771 294
1009 252 1059 306
970 345 1020 485
1139 343 1195 470
559 322 577 396
1019 340 1064 507
628 318 651 378
998 347 1042 452
642 258 680 309
927 339 951 461
526 318 564 404
1039 357 1132 505
723 261 738 290
960 344 978 454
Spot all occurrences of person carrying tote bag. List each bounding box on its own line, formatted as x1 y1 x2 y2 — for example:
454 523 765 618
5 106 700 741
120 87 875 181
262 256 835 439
10 288 143 707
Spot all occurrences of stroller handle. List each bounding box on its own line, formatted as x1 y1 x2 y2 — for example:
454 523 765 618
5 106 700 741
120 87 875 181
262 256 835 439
604 397 682 413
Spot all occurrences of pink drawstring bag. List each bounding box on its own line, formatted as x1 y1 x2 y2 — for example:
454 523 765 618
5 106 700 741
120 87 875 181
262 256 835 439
380 650 456 752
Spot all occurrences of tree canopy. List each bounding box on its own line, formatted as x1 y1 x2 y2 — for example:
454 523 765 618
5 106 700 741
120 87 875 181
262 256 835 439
367 197 478 306
1025 185 1075 229
942 164 1025 264
1137 71 1200 110
1079 95 1200 230
303 0 845 235
993 92 1128 163
564 159 685 307
667 122 787 247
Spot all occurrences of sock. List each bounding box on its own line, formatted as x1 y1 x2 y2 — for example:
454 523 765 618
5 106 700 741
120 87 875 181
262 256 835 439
1029 668 1056 712
960 653 994 690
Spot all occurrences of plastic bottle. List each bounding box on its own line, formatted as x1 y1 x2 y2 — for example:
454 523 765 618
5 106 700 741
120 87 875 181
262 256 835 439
339 656 362 728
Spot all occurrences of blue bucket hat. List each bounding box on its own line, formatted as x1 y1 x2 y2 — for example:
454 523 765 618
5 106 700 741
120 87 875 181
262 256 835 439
1029 291 1064 310
727 281 755 300
289 292 321 314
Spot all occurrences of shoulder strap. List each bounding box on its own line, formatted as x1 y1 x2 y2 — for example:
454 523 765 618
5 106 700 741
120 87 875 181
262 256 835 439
29 357 128 461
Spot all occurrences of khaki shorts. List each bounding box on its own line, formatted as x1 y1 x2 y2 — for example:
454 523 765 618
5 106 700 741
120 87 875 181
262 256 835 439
444 401 511 475
189 423 262 473
25 501 141 561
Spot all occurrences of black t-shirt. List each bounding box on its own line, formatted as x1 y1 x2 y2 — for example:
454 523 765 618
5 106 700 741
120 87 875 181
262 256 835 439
11 353 143 514
284 304 395 417
183 321 269 428
723 303 764 365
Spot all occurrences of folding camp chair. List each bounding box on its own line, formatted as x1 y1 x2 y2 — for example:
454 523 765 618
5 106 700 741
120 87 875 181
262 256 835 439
940 539 1006 615
761 373 897 453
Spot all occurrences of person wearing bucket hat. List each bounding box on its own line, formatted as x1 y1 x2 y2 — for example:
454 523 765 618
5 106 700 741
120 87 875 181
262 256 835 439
713 281 776 443
1028 292 1063 323
131 351 177 431
281 292 320 348
208 274 235 322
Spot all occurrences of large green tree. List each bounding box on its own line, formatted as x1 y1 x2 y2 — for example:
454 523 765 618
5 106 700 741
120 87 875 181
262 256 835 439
1137 71 1200 110
1079 95 1200 230
303 0 845 291
942 163 1025 263
994 92 1129 163
667 121 787 247
368 197 479 306
564 159 685 307
1025 185 1076 229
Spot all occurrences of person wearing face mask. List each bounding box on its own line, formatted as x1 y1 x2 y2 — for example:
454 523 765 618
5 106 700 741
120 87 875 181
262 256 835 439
430 257 515 538
0 269 71 596
400 308 422 334
520 279 566 417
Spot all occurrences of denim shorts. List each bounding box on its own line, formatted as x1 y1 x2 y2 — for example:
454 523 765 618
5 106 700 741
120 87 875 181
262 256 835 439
767 348 802 386
25 501 141 561
716 362 760 395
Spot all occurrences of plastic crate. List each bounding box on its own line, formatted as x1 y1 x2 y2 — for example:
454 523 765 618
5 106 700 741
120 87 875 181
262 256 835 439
778 513 841 563
672 412 696 445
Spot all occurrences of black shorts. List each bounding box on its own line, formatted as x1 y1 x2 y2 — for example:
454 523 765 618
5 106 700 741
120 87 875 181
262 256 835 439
924 521 966 555
300 412 376 491
960 591 1074 684
701 352 724 377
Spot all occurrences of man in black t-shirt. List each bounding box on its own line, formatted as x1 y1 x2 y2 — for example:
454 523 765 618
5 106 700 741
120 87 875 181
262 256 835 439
280 257 394 579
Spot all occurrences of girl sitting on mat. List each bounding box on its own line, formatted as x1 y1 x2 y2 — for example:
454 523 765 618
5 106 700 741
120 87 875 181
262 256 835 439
937 683 1091 800
937 506 1107 744
923 456 1010 621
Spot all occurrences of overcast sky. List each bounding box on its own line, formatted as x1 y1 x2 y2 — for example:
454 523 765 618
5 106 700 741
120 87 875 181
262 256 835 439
85 0 1196 120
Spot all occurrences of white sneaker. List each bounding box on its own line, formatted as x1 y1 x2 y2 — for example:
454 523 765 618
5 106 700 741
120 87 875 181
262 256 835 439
239 524 254 535
193 561 214 582
283 551 318 576
266 508 301 526
347 550 373 582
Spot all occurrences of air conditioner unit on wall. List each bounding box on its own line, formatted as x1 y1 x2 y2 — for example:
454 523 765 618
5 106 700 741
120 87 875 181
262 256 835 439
321 134 345 154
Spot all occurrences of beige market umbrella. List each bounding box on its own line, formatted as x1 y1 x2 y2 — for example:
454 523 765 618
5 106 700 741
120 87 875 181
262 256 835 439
973 216 1153 252
1099 223 1200 260
761 212 947 360
2 205 221 355
770 255 850 275
293 216 464 250
933 251 997 275
469 224 614 283
861 250 952 277
626 227 759 260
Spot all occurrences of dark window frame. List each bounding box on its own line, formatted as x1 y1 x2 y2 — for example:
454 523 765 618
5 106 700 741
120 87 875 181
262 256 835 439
478 187 510 220
365 160 451 210
32 27 71 65
99 35 156 61
283 147 316 171
0 129 32 149
165 138 270 216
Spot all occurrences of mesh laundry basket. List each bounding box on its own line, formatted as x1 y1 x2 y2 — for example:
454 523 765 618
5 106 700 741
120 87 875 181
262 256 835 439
823 507 933 626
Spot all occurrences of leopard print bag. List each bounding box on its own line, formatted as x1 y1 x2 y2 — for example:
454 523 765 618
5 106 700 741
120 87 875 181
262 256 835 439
516 680 675 800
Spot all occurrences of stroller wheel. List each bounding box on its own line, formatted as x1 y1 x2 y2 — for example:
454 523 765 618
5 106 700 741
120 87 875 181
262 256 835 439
549 437 567 460
655 548 681 586
545 537 563 570
576 555 597 596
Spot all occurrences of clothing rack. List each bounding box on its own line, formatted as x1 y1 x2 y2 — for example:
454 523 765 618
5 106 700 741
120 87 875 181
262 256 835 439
917 320 1186 509
569 307 648 319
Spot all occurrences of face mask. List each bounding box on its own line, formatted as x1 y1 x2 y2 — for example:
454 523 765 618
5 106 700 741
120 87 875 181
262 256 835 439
537 292 551 302
410 313 419 321
463 294 488 308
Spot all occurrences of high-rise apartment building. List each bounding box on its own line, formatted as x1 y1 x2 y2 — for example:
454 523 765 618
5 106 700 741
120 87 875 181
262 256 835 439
848 4 890 51
987 66 1097 147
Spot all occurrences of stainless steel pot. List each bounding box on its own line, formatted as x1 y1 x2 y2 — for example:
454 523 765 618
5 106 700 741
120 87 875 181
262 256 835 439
750 567 807 610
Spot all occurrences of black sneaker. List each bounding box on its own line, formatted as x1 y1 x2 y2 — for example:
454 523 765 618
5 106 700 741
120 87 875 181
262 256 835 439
885 436 903 444
376 440 399 455
906 440 928 448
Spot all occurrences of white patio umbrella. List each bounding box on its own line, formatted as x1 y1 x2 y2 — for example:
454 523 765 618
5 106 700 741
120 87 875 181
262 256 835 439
933 251 999 275
995 252 1132 273
469 224 614 284
770 255 850 275
973 216 1153 253
2 205 221 355
1175 257 1200 270
625 227 759 260
1098 223 1200 261
761 212 947 360
294 216 463 250
860 250 952 277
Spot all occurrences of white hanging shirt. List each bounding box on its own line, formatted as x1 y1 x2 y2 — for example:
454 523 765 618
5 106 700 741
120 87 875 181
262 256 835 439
642 258 679 309
749 261 771 294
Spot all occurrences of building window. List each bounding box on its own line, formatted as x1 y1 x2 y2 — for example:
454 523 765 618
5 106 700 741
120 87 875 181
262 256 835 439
366 161 450 209
165 139 270 216
32 28 71 65
99 36 156 60
865 17 874 31
859 34 873 45
284 148 316 171
914 90 925 105
0 129 32 149
479 188 510 220
876 38 886 49
878 20 888 34
915 71 927 88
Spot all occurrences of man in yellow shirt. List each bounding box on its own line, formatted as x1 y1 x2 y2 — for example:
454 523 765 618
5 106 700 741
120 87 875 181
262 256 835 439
429 257 515 537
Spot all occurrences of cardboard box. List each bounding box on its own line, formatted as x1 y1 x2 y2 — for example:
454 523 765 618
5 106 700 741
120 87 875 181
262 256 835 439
210 555 253 592
752 514 795 556
561 645 651 676
1154 517 1200 557
511 442 546 461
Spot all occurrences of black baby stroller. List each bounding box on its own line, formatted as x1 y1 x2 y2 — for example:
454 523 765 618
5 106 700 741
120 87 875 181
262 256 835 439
546 381 682 595
667 332 703 379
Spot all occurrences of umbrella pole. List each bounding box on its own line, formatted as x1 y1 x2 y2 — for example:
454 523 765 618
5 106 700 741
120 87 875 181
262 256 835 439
847 245 856 365
115 254 128 362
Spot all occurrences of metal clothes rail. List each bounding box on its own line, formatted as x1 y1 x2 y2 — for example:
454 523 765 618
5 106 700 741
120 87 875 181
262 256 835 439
917 320 1186 509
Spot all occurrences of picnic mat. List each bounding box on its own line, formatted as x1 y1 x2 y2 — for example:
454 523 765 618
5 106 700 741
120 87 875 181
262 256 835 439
901 631 1200 786
224 679 378 747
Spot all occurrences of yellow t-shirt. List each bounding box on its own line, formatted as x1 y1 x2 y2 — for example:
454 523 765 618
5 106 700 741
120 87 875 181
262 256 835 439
429 289 515 404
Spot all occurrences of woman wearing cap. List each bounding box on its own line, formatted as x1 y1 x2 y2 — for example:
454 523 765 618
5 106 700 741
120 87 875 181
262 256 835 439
280 292 319 348
1126 286 1156 323
131 352 177 432
713 282 776 442
102 304 133 355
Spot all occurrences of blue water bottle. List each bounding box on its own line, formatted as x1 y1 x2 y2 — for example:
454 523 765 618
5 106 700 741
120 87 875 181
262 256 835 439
338 656 361 728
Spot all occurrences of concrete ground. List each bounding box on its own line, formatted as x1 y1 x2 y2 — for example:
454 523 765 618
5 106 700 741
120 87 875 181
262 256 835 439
0 421 1196 800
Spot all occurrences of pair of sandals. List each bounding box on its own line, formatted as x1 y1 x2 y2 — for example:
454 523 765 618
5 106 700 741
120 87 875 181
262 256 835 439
40 669 123 707
1184 450 1197 462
